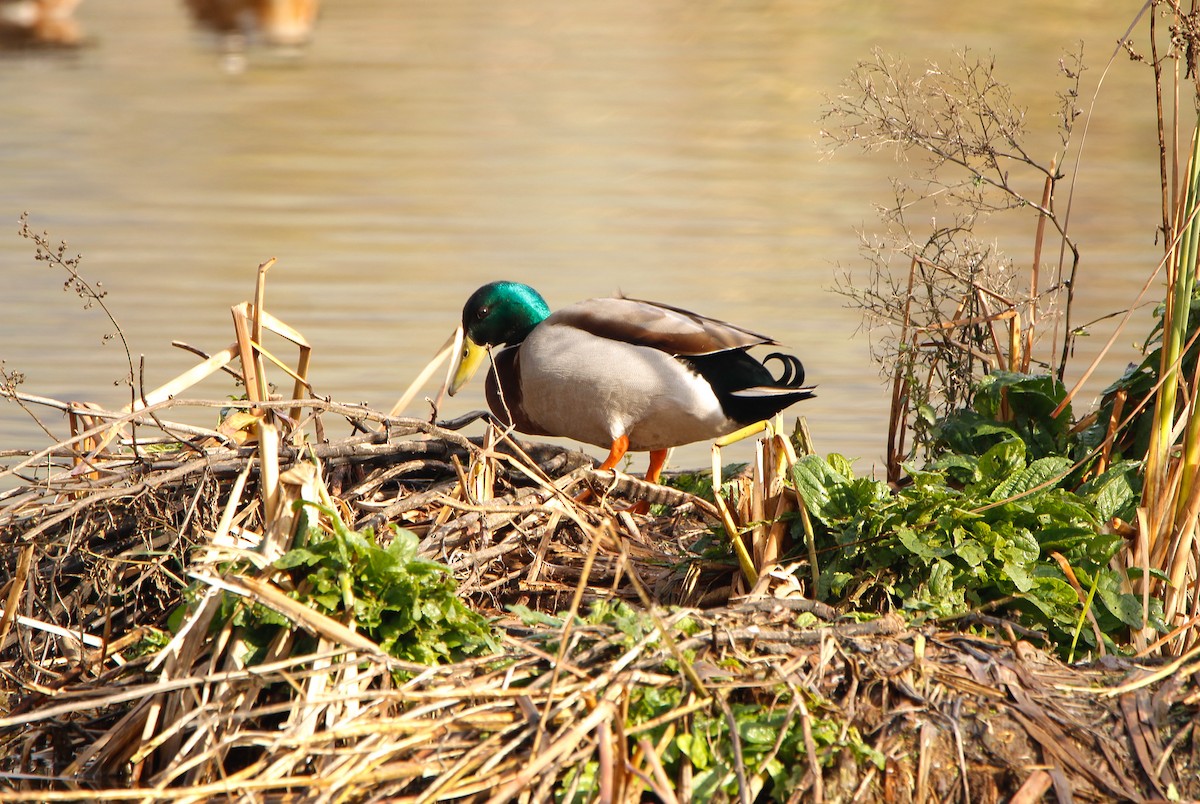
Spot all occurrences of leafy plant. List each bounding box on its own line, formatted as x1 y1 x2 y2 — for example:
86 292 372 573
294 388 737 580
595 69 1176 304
663 699 882 802
792 401 1146 656
817 6 1200 656
213 501 498 666
271 502 498 664
931 371 1076 464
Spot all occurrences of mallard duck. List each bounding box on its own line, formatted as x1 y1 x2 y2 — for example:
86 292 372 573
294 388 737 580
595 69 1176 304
449 281 815 483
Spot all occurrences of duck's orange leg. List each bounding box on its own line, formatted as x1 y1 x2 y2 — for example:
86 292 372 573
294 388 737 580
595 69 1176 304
616 448 671 514
574 436 631 506
598 435 631 471
586 438 664 513
644 449 669 485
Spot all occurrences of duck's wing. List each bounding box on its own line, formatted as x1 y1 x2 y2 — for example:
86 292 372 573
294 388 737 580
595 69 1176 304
545 296 776 356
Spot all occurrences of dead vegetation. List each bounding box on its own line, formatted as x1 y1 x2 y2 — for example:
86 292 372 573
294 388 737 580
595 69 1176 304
0 255 1194 802
821 46 1083 483
0 400 1197 801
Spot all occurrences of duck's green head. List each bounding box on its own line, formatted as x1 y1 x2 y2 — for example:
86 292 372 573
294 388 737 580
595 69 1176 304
462 281 551 346
450 281 551 395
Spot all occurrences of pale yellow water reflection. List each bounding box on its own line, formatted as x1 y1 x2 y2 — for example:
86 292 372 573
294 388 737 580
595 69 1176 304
0 1 1163 474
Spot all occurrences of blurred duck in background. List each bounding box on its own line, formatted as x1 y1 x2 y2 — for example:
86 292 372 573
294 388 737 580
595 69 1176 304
0 0 83 46
184 0 319 48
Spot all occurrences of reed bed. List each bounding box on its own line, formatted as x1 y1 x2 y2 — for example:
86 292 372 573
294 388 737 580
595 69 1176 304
1 353 1197 801
1 395 1197 802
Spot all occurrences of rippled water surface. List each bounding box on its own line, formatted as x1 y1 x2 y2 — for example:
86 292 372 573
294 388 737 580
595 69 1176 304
0 1 1165 473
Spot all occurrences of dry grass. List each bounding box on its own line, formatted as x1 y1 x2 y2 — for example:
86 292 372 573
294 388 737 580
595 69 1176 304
0 265 1196 802
0 414 1195 801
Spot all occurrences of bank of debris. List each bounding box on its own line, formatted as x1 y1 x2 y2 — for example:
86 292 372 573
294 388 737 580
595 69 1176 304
0 264 1195 802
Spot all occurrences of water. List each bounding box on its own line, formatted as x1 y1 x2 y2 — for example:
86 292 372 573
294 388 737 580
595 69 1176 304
0 0 1165 476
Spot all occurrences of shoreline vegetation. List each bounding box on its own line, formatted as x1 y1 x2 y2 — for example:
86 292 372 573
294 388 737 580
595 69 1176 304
1 367 1196 801
3 3 1200 801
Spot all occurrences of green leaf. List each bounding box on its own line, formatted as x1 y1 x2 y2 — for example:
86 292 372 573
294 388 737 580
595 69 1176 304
932 410 1020 456
827 453 856 479
675 733 710 769
1079 461 1140 522
1002 557 1034 593
1036 524 1099 554
1020 570 1083 622
741 719 782 746
826 476 890 521
928 452 981 485
918 559 967 616
978 439 1026 483
975 371 1070 427
791 454 850 523
1084 531 1124 565
388 527 420 562
955 537 988 567
997 526 1039 573
896 524 953 560
689 768 723 801
1094 570 1143 628
508 604 568 628
992 456 1073 500
275 546 325 569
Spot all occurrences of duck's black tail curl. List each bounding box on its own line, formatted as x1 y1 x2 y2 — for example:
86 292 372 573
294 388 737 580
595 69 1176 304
684 348 815 425
764 352 806 388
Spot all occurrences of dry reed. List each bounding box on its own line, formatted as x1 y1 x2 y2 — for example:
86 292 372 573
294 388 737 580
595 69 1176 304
0 263 1195 802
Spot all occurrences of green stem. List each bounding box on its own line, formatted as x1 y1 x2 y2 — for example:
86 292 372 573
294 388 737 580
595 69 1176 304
1148 119 1200 511
1172 120 1200 513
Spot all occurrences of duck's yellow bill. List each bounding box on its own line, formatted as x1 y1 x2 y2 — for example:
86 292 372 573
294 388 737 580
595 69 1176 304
449 334 488 396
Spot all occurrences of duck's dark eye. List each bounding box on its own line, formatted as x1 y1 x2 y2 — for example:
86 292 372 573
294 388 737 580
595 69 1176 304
476 306 489 320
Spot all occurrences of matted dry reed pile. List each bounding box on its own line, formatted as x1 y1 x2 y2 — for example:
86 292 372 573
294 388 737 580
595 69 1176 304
0 267 1196 802
0 409 1196 803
